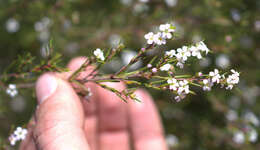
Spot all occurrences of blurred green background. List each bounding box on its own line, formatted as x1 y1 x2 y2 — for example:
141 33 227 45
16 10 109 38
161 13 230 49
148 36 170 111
0 0 260 149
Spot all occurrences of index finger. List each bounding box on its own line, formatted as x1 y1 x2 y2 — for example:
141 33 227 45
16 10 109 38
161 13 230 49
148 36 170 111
128 89 168 150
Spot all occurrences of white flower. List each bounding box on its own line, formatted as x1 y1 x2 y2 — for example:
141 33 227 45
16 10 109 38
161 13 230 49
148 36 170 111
9 134 17 146
227 74 240 85
166 134 179 148
176 46 190 61
9 84 16 89
255 20 260 31
152 68 158 73
249 129 258 143
226 69 240 90
233 131 245 144
168 41 209 68
177 80 189 94
133 3 149 15
153 32 166 45
226 84 234 90
167 78 179 91
202 79 212 91
34 17 51 32
94 48 105 61
14 127 28 140
164 0 178 7
6 18 20 33
198 72 203 76
226 110 238 121
216 54 230 69
144 32 155 44
243 112 259 127
139 0 149 3
190 46 202 59
159 23 175 39
209 69 221 83
145 23 176 45
221 74 226 79
9 127 28 146
220 74 226 88
160 64 172 71
174 94 186 102
120 0 133 6
176 62 184 69
147 64 152 68
165 49 176 58
6 84 18 97
182 46 191 57
231 69 239 76
197 41 209 54
164 41 209 69
175 96 182 102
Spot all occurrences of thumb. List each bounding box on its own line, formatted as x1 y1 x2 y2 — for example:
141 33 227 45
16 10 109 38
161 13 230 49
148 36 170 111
34 73 89 150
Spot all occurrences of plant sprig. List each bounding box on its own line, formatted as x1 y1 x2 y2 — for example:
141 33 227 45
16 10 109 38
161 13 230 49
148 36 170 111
1 22 240 103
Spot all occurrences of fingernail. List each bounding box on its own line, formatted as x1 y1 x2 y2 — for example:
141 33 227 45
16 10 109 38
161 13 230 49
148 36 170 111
36 74 58 104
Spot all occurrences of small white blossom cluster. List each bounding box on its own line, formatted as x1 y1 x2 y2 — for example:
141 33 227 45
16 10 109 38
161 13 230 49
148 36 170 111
226 69 240 90
94 48 105 61
244 111 260 127
139 0 149 3
233 127 258 144
9 127 28 146
226 110 259 144
5 18 20 33
81 22 240 103
209 69 221 83
167 78 190 102
144 23 175 45
202 69 240 91
165 41 210 69
202 78 213 91
248 128 258 143
6 84 18 97
233 131 245 144
34 17 52 43
166 134 179 148
160 63 172 71
202 69 221 91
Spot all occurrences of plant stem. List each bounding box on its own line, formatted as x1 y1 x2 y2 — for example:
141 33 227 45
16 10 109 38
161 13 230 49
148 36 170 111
69 59 90 81
114 44 154 76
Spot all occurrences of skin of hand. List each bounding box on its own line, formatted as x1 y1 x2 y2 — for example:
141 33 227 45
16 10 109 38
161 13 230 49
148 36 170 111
19 57 168 150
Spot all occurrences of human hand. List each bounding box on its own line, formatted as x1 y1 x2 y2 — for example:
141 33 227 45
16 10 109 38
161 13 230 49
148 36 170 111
20 57 168 150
